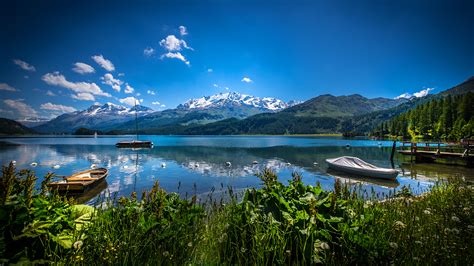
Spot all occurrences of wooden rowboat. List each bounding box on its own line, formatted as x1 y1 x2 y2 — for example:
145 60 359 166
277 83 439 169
115 140 153 148
47 168 108 192
326 156 398 180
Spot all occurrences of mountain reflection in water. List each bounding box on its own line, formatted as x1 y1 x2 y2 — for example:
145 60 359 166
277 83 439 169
1 137 472 204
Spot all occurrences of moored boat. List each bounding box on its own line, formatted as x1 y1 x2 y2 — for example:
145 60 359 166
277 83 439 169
47 168 108 192
326 156 398 180
115 140 153 148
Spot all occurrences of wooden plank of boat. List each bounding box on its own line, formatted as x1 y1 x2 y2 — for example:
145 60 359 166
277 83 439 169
47 168 108 192
326 156 398 180
115 140 153 148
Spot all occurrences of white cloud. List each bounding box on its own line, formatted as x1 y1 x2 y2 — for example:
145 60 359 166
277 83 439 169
0 83 17 92
207 68 213 73
72 62 95 74
152 101 160 105
42 72 111 100
40 102 77 113
179 25 188 36
161 52 190 66
91 55 115 71
3 99 37 118
213 84 219 88
225 87 230 91
124 84 135 94
136 92 141 96
395 88 434 99
119 96 140 106
46 90 56 96
241 77 253 83
72 92 95 101
159 35 193 66
13 59 36 72
160 104 166 108
24 75 29 79
159 35 193 51
147 90 156 95
101 73 123 92
144 47 155 57
118 73 125 77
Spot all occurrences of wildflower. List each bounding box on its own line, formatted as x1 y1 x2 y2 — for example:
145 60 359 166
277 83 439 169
240 247 247 253
162 251 170 257
394 221 406 230
423 209 431 215
320 242 330 250
73 240 83 250
389 242 398 249
451 216 460 223
187 242 193 247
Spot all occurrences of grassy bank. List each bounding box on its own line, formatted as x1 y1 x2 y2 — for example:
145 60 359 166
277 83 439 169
1 163 473 264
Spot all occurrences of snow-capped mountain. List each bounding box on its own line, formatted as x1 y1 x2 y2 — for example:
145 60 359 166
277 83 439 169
33 103 154 133
81 102 153 116
177 92 297 111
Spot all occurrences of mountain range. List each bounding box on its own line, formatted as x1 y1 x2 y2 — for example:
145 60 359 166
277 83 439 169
2 76 472 136
33 102 154 133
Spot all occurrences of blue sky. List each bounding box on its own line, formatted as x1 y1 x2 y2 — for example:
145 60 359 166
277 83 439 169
0 0 472 120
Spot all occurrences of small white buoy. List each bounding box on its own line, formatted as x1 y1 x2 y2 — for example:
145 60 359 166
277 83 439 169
252 161 258 164
161 162 166 168
30 162 38 167
226 161 232 167
52 164 60 169
90 164 97 169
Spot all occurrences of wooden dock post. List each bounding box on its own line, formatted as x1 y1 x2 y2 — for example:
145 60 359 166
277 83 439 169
390 140 396 163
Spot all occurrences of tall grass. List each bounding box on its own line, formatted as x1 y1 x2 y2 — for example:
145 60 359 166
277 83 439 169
1 163 473 264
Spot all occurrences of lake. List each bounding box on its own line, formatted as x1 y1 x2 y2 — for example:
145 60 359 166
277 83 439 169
1 135 472 204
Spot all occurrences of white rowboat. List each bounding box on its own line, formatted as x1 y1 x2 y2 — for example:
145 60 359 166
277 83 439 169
326 156 398 180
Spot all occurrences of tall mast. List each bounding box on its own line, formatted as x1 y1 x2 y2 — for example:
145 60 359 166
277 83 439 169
135 100 139 140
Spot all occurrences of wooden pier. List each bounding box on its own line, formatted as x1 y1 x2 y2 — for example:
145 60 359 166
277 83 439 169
397 139 474 167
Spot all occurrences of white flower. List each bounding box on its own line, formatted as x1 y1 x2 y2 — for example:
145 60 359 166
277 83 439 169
394 221 406 230
451 216 460 223
389 242 398 249
320 242 330 250
73 240 83 249
423 209 431 215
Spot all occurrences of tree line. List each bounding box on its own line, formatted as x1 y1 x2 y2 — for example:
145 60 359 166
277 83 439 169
372 92 473 141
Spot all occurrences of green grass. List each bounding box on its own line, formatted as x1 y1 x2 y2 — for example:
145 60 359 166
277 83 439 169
1 163 473 264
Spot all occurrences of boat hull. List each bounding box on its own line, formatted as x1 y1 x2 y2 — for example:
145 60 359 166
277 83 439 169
47 168 108 192
115 141 153 148
326 157 398 180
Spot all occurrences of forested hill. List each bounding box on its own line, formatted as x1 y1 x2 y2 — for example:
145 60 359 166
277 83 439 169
0 118 36 135
372 92 473 141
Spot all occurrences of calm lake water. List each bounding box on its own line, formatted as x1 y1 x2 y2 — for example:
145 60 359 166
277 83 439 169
1 135 472 204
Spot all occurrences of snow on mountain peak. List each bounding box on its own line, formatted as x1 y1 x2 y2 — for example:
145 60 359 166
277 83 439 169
178 91 294 111
83 103 153 116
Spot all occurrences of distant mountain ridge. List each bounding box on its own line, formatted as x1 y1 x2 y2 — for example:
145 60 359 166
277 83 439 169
0 118 36 135
177 91 298 111
33 102 154 133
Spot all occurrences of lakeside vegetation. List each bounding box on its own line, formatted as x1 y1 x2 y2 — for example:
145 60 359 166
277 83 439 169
372 92 474 141
1 163 473 264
